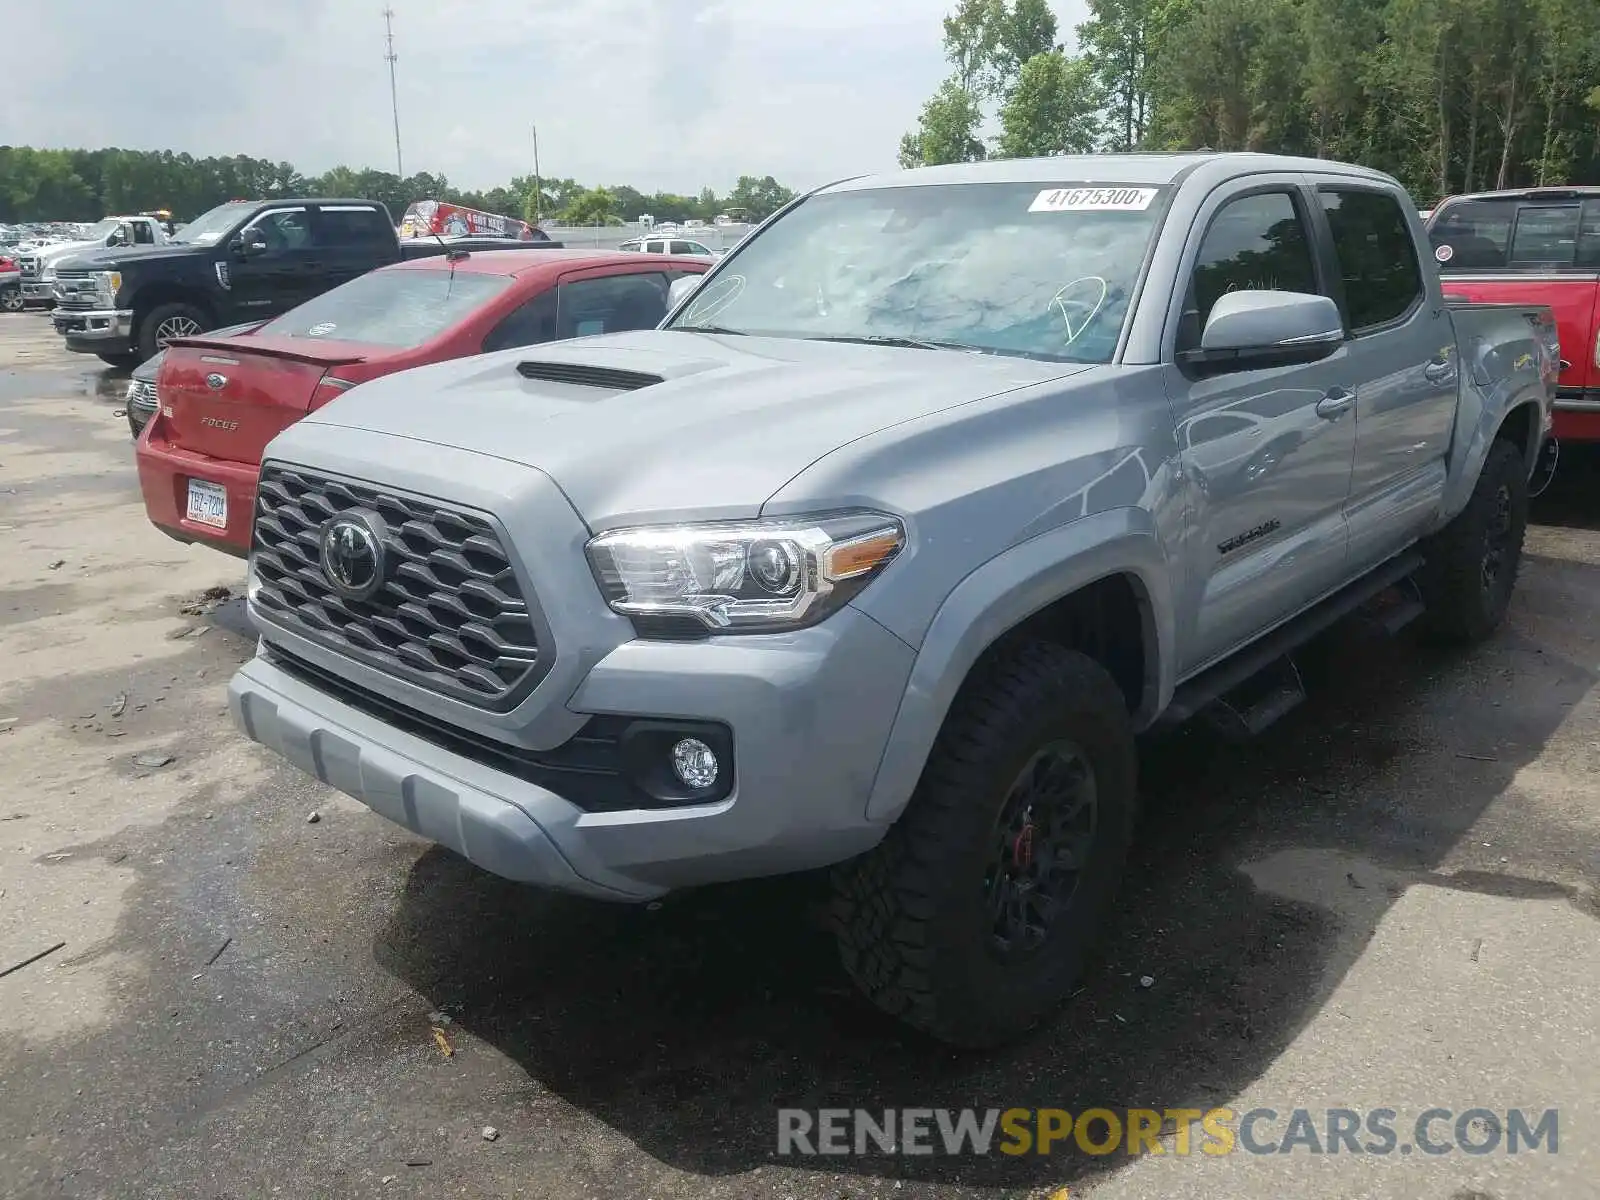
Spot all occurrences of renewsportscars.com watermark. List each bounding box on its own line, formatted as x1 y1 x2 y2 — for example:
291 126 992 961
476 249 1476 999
777 1107 1560 1158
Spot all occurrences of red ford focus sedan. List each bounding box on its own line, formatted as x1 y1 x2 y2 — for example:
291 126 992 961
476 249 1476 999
136 248 709 556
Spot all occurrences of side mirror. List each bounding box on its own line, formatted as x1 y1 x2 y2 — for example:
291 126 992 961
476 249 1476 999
232 228 267 258
1192 290 1344 369
668 274 703 309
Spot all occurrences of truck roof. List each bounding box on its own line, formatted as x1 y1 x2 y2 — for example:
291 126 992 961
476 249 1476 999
1438 186 1600 203
826 152 1399 193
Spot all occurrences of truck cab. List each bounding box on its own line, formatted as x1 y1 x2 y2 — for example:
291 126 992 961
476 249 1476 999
49 199 406 367
19 215 171 306
1426 188 1600 440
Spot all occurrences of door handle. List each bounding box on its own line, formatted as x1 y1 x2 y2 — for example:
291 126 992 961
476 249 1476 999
1315 387 1356 419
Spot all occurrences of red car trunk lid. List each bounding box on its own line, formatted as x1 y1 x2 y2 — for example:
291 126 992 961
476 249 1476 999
159 336 373 464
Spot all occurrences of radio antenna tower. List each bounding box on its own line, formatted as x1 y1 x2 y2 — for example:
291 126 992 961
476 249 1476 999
383 7 403 178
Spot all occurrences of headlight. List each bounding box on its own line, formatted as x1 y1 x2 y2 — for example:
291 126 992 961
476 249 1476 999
95 270 122 297
40 266 56 281
586 511 905 635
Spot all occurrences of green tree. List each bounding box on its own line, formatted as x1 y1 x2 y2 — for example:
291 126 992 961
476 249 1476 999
997 51 1103 157
999 0 1059 84
727 175 796 219
560 186 616 225
942 0 1009 97
900 78 989 167
1077 0 1179 150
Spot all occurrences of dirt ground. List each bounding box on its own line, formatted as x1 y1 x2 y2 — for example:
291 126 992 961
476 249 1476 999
1 311 1597 1200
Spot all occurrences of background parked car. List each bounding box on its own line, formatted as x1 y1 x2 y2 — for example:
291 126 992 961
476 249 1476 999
1426 186 1600 442
617 236 717 256
136 248 708 556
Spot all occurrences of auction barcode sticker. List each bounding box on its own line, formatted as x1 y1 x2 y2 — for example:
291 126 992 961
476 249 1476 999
1030 187 1159 213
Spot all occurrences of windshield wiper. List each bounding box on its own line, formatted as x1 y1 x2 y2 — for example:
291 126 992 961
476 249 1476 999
805 334 980 353
672 323 748 335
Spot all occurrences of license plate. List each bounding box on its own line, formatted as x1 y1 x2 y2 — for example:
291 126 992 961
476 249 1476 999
185 479 228 529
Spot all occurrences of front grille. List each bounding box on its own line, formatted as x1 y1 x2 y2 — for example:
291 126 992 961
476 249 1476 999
19 257 39 279
251 465 545 709
52 272 101 310
126 379 158 413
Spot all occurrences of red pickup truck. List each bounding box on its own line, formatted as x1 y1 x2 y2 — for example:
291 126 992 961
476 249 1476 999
1426 189 1600 441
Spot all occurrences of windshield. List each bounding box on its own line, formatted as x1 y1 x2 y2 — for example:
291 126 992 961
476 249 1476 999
255 266 517 347
82 219 122 241
170 202 254 245
666 182 1168 362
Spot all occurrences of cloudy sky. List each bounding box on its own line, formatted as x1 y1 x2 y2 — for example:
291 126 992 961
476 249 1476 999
3 0 1089 195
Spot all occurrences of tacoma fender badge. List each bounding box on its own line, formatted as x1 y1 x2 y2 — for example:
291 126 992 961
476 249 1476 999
1218 519 1281 556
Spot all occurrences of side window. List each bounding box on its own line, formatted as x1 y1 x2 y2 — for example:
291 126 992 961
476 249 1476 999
133 222 155 244
669 240 695 255
1509 206 1580 266
555 273 670 338
645 240 666 254
316 206 394 249
482 289 557 352
1579 203 1600 268
248 209 313 255
1319 188 1424 331
1181 191 1319 352
1428 200 1513 270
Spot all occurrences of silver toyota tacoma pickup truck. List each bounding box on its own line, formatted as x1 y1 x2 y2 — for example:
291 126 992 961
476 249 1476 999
230 153 1557 1046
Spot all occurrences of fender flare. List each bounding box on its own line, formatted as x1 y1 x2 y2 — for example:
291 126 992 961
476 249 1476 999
864 507 1176 823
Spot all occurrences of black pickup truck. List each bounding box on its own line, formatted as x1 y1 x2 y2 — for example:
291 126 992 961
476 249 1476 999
50 198 561 366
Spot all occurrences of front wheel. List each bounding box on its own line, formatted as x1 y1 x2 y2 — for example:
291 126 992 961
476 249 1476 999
1416 437 1529 644
830 641 1138 1047
0 287 23 313
136 302 208 363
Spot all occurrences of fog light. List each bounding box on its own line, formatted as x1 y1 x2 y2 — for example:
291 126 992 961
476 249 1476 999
671 737 719 789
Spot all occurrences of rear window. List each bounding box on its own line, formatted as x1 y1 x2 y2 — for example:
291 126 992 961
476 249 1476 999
1429 197 1600 271
256 267 516 348
1428 200 1514 270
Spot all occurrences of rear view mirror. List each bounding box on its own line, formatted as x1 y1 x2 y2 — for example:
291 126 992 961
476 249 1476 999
1192 290 1344 369
668 275 703 310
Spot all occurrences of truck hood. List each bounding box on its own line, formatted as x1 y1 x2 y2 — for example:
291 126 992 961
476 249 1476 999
37 240 99 264
297 330 1092 528
60 243 195 271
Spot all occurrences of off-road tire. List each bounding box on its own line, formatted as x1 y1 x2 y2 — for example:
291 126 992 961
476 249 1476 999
96 351 142 370
1416 437 1528 645
830 641 1138 1047
136 302 208 363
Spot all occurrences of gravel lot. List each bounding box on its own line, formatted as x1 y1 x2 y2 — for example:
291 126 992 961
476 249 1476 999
1 311 1597 1199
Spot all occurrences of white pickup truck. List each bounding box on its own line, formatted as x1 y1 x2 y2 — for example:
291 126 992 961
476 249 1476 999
18 215 172 307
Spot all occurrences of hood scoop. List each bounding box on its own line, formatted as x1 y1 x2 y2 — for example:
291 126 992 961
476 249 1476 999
515 360 665 391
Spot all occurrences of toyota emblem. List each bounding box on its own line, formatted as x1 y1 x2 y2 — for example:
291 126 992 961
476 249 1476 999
319 512 388 602
205 372 227 391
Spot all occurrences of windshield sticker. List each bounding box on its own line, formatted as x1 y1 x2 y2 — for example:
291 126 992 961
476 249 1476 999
1030 187 1158 213
1434 243 1454 263
307 322 337 337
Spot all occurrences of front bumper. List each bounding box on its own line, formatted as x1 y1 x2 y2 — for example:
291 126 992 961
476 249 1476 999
230 604 915 899
52 306 134 351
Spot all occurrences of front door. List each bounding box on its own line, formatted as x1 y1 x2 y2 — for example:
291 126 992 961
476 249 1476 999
1165 182 1359 677
227 206 317 317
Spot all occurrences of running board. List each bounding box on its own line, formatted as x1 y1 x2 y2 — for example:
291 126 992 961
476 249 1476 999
1162 549 1425 727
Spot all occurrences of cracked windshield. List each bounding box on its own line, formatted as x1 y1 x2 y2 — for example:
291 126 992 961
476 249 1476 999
672 183 1166 362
